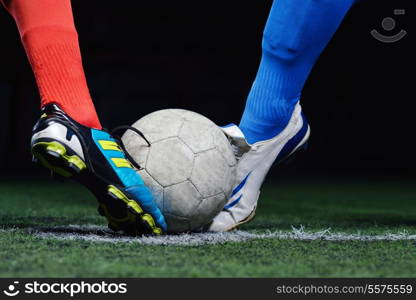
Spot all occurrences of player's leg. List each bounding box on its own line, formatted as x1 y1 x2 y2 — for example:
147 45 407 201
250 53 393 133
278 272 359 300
209 0 358 232
1 0 101 129
1 0 166 235
241 0 358 144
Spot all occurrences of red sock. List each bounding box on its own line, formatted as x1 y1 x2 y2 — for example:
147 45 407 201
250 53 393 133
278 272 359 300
2 0 102 129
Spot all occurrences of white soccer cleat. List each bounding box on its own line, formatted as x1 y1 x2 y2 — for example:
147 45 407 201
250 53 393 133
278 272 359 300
208 102 310 232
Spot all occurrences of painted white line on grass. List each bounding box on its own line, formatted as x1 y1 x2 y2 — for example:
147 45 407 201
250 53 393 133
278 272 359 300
16 225 416 246
0 228 18 233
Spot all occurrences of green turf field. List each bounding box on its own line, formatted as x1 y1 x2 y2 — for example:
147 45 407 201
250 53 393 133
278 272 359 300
1 179 416 277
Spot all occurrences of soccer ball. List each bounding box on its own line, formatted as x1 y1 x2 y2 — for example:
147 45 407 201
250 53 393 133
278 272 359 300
121 109 237 232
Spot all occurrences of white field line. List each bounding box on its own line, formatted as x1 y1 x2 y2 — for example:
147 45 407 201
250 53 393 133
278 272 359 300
4 224 414 246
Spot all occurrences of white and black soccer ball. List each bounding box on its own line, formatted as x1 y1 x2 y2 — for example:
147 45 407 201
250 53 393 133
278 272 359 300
122 109 236 233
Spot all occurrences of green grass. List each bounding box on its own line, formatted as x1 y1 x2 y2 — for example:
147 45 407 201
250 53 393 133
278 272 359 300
1 179 416 277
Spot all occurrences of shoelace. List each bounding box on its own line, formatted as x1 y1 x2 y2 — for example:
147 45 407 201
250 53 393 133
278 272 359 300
110 125 151 171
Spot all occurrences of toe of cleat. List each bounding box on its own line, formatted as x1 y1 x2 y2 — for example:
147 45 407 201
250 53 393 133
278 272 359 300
32 141 163 236
106 185 163 236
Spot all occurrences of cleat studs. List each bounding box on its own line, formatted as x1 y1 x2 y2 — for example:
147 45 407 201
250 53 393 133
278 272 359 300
67 156 87 172
127 202 144 215
31 141 84 178
105 185 162 235
142 214 156 228
107 185 123 199
153 227 163 235
141 213 162 235
46 142 67 156
46 150 61 158
68 163 81 174
107 185 132 206
107 190 120 201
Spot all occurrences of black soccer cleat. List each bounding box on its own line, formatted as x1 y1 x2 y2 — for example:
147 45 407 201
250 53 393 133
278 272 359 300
31 104 167 235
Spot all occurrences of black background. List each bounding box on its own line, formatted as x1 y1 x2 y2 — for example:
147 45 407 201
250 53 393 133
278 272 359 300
0 0 413 180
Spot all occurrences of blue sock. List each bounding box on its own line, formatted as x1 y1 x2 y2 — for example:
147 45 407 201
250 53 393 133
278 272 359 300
240 0 357 144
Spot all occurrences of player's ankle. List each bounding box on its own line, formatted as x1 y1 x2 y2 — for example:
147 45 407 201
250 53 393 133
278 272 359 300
239 104 296 144
41 102 102 130
240 122 287 144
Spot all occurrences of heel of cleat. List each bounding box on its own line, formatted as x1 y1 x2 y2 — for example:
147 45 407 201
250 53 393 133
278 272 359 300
32 141 87 177
106 185 163 235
